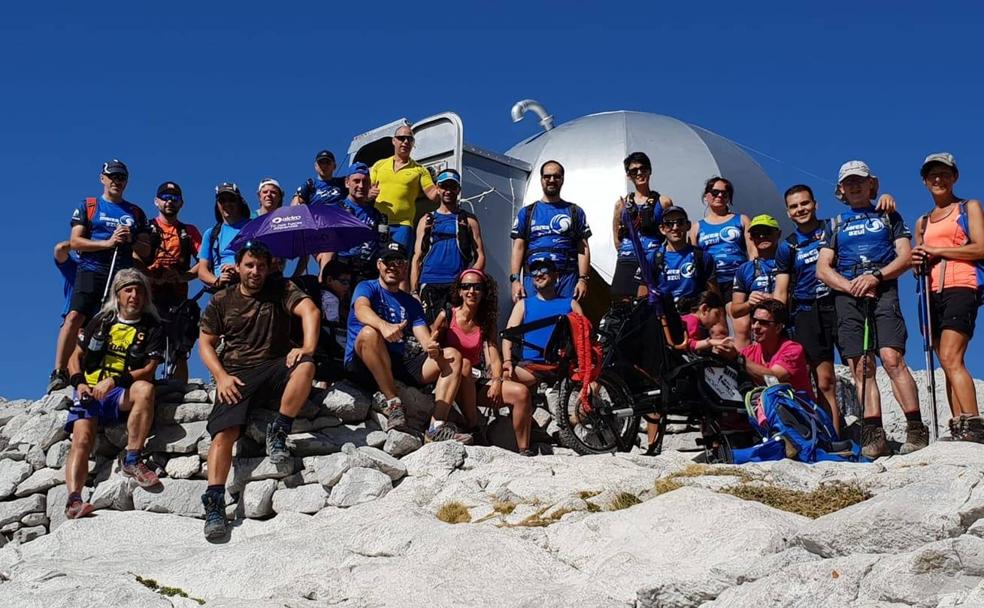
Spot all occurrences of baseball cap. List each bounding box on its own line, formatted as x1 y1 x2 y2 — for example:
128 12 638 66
379 242 408 261
257 178 282 192
662 206 689 222
346 162 370 177
315 150 335 163
215 182 242 198
436 169 461 186
921 152 958 177
156 182 182 198
748 214 780 231
102 159 129 176
838 160 875 183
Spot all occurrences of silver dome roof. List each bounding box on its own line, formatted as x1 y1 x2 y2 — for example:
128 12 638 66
506 110 783 282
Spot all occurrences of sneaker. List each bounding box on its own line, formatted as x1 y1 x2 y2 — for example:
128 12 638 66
47 369 69 394
518 448 536 457
425 422 473 445
861 424 891 459
120 457 161 488
383 399 408 432
959 416 984 444
899 420 929 454
65 496 94 520
201 492 228 540
265 424 291 464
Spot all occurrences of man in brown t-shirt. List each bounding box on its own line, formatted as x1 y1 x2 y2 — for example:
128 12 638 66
198 240 320 540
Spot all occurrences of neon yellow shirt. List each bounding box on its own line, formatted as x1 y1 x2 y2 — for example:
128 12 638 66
370 156 434 226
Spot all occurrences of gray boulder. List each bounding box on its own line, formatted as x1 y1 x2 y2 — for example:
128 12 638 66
13 524 46 543
133 479 207 518
271 484 327 514
183 388 211 403
243 479 277 518
165 455 201 480
327 467 392 508
383 429 423 458
90 476 135 511
316 450 373 489
0 459 32 499
319 381 372 423
20 511 48 527
229 457 297 492
45 439 71 468
145 421 208 454
401 440 468 479
2 411 68 451
366 430 388 449
0 494 46 527
286 432 341 456
25 445 46 471
356 446 407 481
155 401 213 424
14 467 64 497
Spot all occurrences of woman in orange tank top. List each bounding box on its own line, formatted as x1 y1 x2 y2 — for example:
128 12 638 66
912 153 984 443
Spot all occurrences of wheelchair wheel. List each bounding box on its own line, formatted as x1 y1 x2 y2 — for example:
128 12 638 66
553 373 640 455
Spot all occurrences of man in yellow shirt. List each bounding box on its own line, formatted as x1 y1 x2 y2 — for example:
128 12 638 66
370 124 440 255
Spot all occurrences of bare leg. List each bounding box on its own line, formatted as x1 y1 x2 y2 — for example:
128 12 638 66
207 427 241 486
120 381 155 450
937 329 978 417
849 354 881 418
54 311 86 371
729 302 750 350
455 361 480 429
422 348 463 422
354 326 398 399
502 380 532 451
279 361 315 417
65 418 97 495
880 347 920 415
814 360 840 435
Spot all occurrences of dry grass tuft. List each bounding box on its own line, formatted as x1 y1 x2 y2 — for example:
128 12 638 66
577 490 601 500
436 501 472 524
721 482 870 519
654 463 756 496
609 492 642 511
492 500 516 515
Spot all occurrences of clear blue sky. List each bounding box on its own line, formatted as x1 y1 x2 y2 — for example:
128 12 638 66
2 2 983 398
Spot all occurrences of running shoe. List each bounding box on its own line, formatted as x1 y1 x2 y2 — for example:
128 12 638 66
47 369 69 394
201 492 228 540
425 422 473 445
120 457 161 488
383 398 408 431
266 425 291 464
65 496 94 520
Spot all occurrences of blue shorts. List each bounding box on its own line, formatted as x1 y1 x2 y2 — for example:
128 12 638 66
66 387 126 432
388 225 414 253
523 271 577 299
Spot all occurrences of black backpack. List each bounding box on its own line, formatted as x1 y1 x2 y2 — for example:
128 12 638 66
419 209 478 267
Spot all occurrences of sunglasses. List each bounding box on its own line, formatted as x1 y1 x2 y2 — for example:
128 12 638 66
459 282 485 292
382 258 407 266
394 135 415 143
707 188 730 198
662 219 687 228
105 173 128 182
158 194 182 203
217 195 239 204
542 174 563 181
749 230 774 239
439 181 460 191
529 266 553 277
750 318 776 327
627 167 650 177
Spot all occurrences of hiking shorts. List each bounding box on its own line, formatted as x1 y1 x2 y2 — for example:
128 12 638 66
69 270 110 319
930 287 979 340
833 285 907 359
420 283 453 324
66 387 126 432
206 356 314 437
611 258 641 298
344 350 428 391
791 296 838 364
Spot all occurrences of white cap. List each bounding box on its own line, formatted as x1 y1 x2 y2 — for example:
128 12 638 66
257 178 282 192
921 152 958 176
838 160 874 183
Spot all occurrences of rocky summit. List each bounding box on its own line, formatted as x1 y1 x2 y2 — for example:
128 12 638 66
0 370 982 607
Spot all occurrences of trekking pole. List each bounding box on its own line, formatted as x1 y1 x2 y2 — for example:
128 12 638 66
857 295 875 444
101 246 120 303
918 261 940 441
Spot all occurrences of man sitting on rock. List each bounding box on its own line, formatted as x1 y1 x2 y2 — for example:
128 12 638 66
64 269 165 519
344 242 468 443
198 240 320 540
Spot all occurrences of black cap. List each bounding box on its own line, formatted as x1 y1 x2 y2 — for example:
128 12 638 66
213 182 250 221
156 182 182 198
379 241 408 261
102 159 129 176
315 150 335 163
215 182 242 198
662 205 690 221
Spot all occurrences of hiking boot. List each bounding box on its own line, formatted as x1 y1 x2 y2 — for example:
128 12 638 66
65 496 94 520
265 425 291 464
861 424 891 459
120 457 161 488
383 399 408 432
959 416 984 444
518 448 536 457
425 422 473 445
899 420 930 454
201 492 228 540
47 369 69 394
942 416 964 441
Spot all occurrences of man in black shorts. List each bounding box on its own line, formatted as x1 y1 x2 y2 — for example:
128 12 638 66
198 240 320 540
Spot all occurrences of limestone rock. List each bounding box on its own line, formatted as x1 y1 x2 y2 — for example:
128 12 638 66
25 446 47 471
316 451 370 489
155 401 213 424
356 445 407 481
13 524 46 543
383 429 423 458
229 457 297 492
327 467 392 508
45 439 71 468
20 511 48 527
145 421 208 454
14 467 64 497
2 411 68 451
165 455 201 480
0 459 32 499
33 392 73 412
285 432 339 457
271 484 327 514
319 380 372 423
0 494 46 527
133 479 207 518
401 440 467 478
366 430 388 449
243 479 277 518
183 388 211 403
89 476 135 511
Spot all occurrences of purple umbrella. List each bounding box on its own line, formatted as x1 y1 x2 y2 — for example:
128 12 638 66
229 204 375 259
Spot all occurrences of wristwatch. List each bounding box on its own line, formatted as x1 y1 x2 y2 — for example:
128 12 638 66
872 270 883 281
736 355 747 369
578 274 590 282
509 273 520 283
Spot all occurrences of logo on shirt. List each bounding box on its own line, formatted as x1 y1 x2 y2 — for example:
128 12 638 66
720 226 742 243
865 218 885 233
549 214 572 234
119 215 135 227
680 262 696 278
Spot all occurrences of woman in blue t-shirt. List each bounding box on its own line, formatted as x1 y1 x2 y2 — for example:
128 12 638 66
690 176 754 347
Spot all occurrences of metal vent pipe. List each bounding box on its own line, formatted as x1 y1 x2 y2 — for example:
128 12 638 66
510 99 554 131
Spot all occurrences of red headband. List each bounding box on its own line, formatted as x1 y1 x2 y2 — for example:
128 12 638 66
459 268 486 281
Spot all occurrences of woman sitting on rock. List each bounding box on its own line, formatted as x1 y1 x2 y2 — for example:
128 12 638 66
432 269 535 455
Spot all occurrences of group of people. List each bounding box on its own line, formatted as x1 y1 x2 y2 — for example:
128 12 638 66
48 125 983 539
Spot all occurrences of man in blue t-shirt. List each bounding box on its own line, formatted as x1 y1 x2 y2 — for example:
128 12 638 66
731 214 781 321
817 160 926 458
291 149 347 207
345 242 469 443
509 161 592 302
198 183 251 289
315 163 385 285
652 206 718 306
48 159 150 393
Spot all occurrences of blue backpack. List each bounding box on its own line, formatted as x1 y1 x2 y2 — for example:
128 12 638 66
918 200 984 304
732 385 865 464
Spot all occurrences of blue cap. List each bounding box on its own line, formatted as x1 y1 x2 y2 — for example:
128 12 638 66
436 169 461 186
347 162 370 177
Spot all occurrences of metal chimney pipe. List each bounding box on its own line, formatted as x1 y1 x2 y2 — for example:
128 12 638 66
510 99 554 131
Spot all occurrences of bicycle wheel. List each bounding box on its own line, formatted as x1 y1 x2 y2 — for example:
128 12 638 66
553 372 640 455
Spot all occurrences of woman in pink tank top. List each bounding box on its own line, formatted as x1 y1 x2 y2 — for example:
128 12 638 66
912 153 984 443
433 269 535 455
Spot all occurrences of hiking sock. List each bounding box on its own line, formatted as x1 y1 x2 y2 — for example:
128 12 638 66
273 413 295 433
123 450 140 467
904 410 923 423
67 491 82 504
206 485 224 497
862 415 883 428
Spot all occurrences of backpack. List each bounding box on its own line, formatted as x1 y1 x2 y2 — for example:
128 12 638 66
520 201 586 243
566 312 603 413
148 218 197 271
79 197 147 233
617 193 661 240
733 385 864 464
750 258 775 293
418 209 478 267
205 222 224 271
918 200 984 303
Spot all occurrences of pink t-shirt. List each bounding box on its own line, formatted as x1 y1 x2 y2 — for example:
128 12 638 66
446 311 482 366
741 338 814 399
682 313 708 351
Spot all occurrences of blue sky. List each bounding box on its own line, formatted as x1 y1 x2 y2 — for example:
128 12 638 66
2 1 983 398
